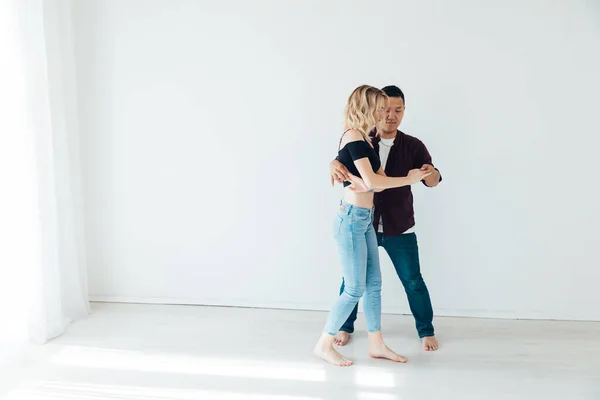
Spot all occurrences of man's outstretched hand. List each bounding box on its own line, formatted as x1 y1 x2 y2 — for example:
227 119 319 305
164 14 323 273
330 160 350 186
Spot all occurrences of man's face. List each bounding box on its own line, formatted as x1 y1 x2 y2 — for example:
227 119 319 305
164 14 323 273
378 97 405 134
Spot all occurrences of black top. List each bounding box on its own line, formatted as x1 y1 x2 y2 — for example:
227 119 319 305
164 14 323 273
338 138 381 187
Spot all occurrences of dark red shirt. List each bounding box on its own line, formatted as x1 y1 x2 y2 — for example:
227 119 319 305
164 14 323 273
370 130 442 236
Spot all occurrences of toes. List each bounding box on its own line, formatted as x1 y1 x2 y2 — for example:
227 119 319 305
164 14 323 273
423 339 436 351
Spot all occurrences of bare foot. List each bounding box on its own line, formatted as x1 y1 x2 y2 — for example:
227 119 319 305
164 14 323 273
314 334 353 366
368 332 408 363
422 336 439 351
333 331 351 346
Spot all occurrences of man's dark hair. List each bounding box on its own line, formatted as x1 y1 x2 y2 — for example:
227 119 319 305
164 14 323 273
382 85 405 104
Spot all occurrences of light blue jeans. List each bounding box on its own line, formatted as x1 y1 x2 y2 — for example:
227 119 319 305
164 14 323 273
323 200 382 335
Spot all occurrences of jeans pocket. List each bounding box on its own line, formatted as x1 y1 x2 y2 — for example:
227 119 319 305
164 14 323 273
353 212 372 226
333 215 344 236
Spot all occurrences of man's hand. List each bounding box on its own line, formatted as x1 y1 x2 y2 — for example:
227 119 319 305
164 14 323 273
347 173 370 193
330 160 350 186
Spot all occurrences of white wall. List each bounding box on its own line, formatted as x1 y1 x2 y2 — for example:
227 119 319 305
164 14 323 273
73 0 600 321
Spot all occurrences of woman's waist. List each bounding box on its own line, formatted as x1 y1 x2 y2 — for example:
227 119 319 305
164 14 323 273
342 191 374 210
339 197 375 219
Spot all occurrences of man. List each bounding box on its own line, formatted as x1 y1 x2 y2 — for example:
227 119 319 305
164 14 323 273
330 85 442 351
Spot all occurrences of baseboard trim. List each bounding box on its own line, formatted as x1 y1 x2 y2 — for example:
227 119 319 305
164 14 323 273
88 296 599 322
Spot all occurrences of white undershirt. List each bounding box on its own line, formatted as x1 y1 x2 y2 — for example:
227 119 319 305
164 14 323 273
378 137 415 234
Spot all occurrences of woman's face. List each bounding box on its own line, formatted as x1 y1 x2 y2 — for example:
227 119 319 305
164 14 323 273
373 97 388 123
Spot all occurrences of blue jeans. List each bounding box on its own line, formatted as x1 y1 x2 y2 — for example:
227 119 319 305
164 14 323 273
323 201 382 336
339 232 435 338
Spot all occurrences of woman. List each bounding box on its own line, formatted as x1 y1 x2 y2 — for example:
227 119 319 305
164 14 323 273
314 85 430 366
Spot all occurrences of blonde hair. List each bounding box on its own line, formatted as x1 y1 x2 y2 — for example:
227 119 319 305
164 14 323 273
343 85 388 142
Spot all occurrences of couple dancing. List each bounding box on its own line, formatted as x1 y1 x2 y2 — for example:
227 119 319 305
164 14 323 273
314 85 442 366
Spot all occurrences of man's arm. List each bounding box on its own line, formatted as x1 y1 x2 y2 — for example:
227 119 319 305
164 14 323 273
415 141 442 188
422 166 441 187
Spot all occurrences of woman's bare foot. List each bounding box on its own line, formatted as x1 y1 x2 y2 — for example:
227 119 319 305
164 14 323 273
333 331 351 346
314 333 353 366
422 336 439 351
368 331 408 363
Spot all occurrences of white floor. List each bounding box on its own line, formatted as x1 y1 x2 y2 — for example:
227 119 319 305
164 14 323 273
1 303 599 400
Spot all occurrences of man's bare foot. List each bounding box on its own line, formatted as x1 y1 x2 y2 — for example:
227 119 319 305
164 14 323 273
333 331 351 346
422 336 439 351
314 333 353 366
367 331 408 363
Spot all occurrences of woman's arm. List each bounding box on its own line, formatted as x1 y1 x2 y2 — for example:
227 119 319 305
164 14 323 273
346 174 377 193
340 130 430 190
371 167 386 192
347 168 387 193
354 159 429 190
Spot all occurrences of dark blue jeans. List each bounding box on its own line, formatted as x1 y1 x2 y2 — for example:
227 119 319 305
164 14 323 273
339 232 434 338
